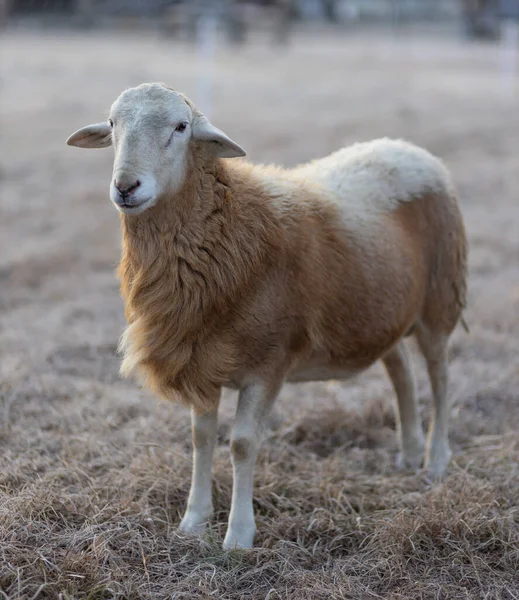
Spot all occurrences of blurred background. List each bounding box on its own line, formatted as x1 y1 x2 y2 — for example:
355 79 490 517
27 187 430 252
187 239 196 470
2 0 519 40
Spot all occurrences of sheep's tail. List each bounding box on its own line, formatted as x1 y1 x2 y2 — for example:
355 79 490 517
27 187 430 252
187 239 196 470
460 315 470 334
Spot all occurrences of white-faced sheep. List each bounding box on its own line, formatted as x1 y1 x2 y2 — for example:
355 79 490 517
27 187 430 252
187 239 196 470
67 82 468 550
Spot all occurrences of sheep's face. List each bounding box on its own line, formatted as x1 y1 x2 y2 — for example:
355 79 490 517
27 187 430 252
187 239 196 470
66 83 246 216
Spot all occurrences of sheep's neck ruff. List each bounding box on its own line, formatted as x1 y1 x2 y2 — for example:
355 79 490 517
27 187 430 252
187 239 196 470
117 156 271 411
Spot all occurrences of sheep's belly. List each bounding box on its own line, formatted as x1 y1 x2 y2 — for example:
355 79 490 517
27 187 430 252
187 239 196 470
225 350 379 389
224 360 364 390
285 364 363 384
224 365 362 391
283 343 387 384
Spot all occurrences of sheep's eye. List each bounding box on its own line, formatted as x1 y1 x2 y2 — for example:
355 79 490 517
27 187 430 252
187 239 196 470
108 119 113 128
166 123 187 147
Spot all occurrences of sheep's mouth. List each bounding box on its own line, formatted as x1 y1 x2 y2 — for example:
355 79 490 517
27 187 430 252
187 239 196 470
114 197 154 215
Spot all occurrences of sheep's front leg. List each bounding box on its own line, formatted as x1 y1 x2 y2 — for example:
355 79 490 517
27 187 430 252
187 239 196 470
179 405 219 534
223 381 279 550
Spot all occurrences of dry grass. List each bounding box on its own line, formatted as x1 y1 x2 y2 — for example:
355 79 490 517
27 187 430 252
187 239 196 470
1 25 519 599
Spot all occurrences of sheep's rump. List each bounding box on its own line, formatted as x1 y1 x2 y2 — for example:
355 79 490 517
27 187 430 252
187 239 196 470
278 138 467 373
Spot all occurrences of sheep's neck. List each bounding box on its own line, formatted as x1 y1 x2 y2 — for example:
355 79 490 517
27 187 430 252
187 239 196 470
120 163 219 247
119 158 229 322
116 158 260 405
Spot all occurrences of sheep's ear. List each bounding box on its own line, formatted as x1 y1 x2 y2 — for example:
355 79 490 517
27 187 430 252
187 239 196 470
66 123 112 148
192 115 246 158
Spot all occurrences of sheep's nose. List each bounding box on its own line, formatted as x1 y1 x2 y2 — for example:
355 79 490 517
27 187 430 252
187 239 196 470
114 177 141 196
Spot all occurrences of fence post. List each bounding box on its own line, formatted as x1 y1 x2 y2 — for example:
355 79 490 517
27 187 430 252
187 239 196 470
196 4 218 120
499 17 518 99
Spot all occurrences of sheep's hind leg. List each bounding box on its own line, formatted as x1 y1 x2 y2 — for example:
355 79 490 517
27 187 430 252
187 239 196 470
415 324 452 478
179 404 219 534
223 379 281 550
383 341 426 470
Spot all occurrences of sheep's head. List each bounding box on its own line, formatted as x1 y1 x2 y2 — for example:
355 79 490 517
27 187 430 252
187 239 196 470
66 83 246 215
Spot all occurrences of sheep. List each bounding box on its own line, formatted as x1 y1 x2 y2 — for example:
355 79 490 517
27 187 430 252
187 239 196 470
66 82 468 550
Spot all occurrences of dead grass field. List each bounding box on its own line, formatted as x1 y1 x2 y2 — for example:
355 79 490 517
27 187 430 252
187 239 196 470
1 25 518 600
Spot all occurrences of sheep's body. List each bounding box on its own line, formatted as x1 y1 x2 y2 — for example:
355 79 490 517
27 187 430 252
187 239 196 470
67 84 467 550
119 138 465 402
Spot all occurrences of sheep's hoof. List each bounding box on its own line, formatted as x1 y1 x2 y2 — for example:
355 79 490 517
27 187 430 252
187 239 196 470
396 441 425 471
178 509 213 535
396 431 426 472
222 523 256 550
396 452 423 472
424 450 452 480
